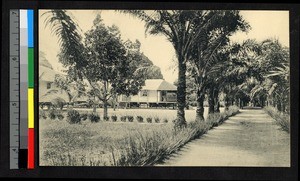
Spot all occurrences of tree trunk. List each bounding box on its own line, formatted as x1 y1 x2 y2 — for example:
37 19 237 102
103 99 108 118
93 96 97 113
225 95 230 111
195 89 205 122
113 94 117 111
277 102 282 112
175 56 187 128
103 81 108 118
208 87 215 114
213 88 220 113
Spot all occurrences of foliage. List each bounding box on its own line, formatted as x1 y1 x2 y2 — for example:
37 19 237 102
104 116 110 121
42 10 86 80
146 117 153 123
127 116 134 122
57 113 65 120
66 109 81 124
264 106 290 133
80 113 88 121
186 10 249 121
44 11 158 119
154 117 160 123
88 113 101 123
39 109 47 119
119 10 233 128
50 97 66 110
120 116 127 122
136 116 143 123
48 109 59 120
111 115 118 122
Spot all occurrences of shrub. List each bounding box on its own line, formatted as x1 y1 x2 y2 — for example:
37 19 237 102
127 116 134 122
154 117 160 123
264 106 290 133
163 118 168 123
57 113 64 120
136 116 143 123
39 110 47 119
225 105 240 116
51 97 66 110
111 115 118 122
48 109 58 120
80 113 88 121
120 116 127 122
104 116 110 121
89 113 100 123
206 113 222 127
67 109 81 124
146 117 152 123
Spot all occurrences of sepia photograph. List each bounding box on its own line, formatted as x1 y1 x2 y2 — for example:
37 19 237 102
38 10 290 167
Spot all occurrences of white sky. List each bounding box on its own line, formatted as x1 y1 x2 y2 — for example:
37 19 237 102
39 10 289 83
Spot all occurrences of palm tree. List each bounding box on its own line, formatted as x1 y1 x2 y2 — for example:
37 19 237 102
43 10 86 80
188 10 249 121
119 10 238 127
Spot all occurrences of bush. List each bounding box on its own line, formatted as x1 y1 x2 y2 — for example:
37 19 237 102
67 109 81 124
51 97 66 110
264 106 290 133
136 116 143 123
111 115 118 122
48 109 58 120
89 113 100 123
120 116 127 122
206 113 222 127
146 117 152 123
57 113 64 120
104 116 110 121
127 116 134 122
80 113 88 121
39 110 47 119
163 118 168 123
225 105 240 116
154 117 160 123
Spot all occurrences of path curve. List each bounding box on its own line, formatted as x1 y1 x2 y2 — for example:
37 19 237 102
157 109 290 167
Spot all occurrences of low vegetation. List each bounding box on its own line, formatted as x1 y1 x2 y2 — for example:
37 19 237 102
264 106 290 133
40 106 239 166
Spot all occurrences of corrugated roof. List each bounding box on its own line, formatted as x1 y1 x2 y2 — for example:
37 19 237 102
142 79 177 91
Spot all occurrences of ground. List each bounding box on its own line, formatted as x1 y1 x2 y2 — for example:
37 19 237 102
157 108 290 167
39 107 218 166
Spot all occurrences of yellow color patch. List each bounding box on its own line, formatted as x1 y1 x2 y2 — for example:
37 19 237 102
28 88 34 128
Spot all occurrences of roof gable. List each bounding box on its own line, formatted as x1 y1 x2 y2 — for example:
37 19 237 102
142 79 177 91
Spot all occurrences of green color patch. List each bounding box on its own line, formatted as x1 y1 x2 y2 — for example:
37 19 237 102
28 48 34 88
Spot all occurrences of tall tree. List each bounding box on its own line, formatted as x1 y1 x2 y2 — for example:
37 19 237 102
83 15 146 117
188 10 249 121
119 10 227 128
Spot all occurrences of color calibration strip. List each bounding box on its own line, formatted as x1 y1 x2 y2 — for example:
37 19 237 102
27 9 34 169
13 9 34 169
10 9 34 169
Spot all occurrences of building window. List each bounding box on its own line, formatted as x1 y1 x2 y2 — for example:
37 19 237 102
47 82 52 89
141 90 148 97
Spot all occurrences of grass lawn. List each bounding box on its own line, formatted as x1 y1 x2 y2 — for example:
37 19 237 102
40 107 231 166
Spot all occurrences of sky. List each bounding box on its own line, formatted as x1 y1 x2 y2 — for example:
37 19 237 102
39 10 289 83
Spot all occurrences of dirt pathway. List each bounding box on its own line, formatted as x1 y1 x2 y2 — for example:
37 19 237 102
158 109 290 167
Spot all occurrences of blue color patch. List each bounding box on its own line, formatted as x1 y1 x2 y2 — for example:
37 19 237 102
27 10 34 48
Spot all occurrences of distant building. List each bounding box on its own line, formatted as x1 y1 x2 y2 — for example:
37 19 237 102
39 66 69 106
118 79 177 108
